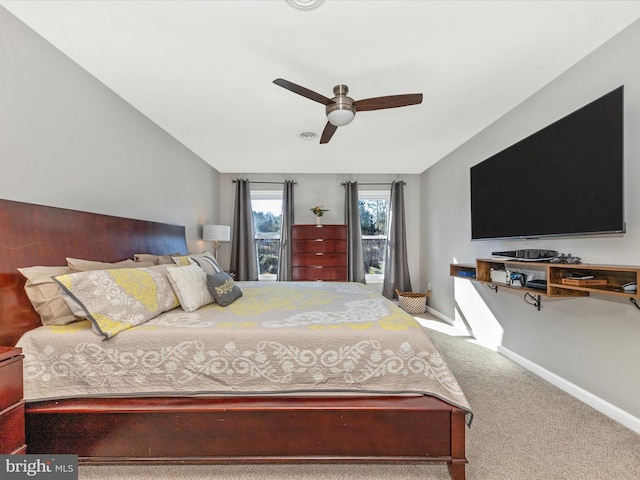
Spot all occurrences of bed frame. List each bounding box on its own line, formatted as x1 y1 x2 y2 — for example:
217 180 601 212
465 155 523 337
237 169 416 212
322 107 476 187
0 198 467 480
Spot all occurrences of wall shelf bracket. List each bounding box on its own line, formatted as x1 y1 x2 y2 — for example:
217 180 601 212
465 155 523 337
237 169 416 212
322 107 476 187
524 292 541 311
488 284 498 293
630 298 640 311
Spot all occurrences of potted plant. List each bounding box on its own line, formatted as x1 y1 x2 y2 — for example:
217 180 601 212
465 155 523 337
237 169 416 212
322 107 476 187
310 205 329 224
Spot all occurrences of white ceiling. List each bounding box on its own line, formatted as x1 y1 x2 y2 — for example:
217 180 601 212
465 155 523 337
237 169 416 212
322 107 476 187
2 1 640 174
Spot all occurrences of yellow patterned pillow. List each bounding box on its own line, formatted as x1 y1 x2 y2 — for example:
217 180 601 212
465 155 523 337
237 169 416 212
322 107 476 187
53 265 179 339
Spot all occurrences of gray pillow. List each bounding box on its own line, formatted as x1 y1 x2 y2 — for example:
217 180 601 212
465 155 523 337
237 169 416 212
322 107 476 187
190 254 223 274
206 272 242 307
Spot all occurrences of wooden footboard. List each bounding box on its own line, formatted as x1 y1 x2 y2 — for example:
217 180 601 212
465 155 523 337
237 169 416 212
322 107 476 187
26 395 466 479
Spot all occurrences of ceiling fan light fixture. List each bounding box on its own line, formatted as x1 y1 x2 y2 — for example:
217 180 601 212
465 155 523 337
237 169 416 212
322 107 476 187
326 84 355 126
273 78 422 143
327 107 355 126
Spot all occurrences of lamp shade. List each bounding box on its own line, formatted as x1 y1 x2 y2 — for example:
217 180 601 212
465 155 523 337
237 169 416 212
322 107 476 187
203 224 230 242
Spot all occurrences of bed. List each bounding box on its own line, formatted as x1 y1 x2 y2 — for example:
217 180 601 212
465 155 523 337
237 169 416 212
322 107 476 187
0 198 471 480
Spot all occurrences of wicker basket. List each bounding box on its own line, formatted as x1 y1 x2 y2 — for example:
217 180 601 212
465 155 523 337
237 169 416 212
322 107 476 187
395 289 431 314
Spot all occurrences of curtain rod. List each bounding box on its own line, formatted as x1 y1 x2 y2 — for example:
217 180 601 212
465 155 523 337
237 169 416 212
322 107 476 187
341 181 405 186
232 180 297 185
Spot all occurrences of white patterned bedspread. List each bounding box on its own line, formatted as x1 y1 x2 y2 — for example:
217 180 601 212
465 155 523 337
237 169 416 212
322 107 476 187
17 281 471 421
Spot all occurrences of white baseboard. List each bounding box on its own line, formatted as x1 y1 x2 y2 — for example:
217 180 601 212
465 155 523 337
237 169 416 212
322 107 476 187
425 305 640 435
498 345 640 435
425 305 455 325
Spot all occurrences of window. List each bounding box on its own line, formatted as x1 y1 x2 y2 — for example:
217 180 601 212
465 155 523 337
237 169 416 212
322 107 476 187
359 190 389 283
251 190 282 280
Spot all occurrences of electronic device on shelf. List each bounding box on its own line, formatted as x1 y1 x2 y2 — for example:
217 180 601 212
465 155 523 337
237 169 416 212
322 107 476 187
549 254 581 264
525 279 548 290
509 272 527 286
564 273 594 280
491 249 559 261
622 282 637 292
457 271 476 278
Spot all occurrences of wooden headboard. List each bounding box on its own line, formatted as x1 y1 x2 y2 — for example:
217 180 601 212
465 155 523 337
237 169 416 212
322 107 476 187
0 198 188 346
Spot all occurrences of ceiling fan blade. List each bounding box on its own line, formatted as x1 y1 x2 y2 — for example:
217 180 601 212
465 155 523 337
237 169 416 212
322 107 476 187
273 78 333 105
320 122 338 144
354 93 423 112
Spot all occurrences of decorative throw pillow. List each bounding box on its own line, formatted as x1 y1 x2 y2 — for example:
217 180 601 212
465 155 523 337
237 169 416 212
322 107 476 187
171 254 192 267
134 253 179 265
67 257 154 273
166 263 214 312
172 251 223 275
189 253 223 275
206 272 243 307
53 265 179 339
17 265 78 325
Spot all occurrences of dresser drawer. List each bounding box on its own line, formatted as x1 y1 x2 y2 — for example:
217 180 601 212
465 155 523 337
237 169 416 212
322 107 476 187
292 239 347 254
292 253 347 267
0 355 23 411
291 225 347 240
292 266 347 281
0 401 26 454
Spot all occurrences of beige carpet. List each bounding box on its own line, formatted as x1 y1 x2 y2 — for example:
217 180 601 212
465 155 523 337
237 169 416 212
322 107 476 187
78 314 640 480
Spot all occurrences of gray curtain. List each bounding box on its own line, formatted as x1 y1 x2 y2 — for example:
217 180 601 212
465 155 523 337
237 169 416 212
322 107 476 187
230 179 259 281
277 180 295 281
344 181 366 283
382 181 412 298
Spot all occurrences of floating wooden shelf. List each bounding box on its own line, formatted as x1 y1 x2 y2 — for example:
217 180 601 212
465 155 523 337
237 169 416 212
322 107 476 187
450 259 639 310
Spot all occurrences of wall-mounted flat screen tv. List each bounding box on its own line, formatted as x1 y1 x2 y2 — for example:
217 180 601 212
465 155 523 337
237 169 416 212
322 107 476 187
470 86 624 240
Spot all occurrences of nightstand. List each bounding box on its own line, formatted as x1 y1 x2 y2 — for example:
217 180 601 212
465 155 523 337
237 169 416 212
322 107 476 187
0 346 26 454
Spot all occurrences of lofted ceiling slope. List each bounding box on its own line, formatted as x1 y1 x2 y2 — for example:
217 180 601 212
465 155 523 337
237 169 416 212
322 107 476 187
2 1 640 174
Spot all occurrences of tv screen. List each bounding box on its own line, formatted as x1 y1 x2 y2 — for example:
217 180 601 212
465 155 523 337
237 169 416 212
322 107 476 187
470 86 624 240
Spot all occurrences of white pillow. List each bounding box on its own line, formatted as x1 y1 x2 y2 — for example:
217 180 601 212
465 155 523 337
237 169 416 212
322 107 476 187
166 263 214 312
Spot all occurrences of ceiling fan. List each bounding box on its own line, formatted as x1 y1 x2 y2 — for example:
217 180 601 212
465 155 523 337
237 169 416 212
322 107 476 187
273 78 423 144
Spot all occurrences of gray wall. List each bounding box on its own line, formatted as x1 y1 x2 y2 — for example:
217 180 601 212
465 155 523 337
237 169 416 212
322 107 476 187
420 19 640 427
0 7 219 252
217 172 422 293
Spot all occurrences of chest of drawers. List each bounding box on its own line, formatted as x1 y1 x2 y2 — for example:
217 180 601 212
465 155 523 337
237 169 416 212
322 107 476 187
291 224 347 281
0 346 26 454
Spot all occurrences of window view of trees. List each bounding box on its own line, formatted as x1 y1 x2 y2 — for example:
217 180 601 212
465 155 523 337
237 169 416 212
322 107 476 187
359 198 388 275
253 210 280 276
252 197 282 278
